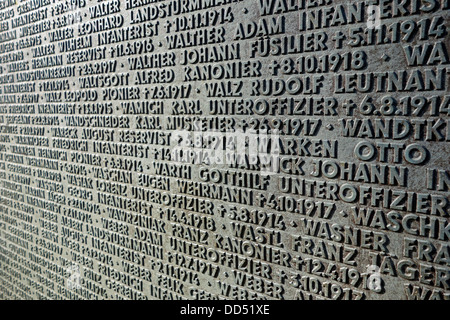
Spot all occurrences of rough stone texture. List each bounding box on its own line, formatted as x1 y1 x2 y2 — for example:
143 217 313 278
0 0 448 300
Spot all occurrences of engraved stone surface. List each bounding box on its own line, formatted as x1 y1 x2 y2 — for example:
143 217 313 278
0 0 449 300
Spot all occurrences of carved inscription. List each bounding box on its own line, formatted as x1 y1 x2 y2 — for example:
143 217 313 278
0 0 448 300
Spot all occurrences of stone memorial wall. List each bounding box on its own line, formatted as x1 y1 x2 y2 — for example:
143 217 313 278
0 0 448 300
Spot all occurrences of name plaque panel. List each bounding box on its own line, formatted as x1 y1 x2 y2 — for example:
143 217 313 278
0 0 448 300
